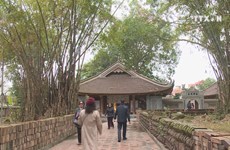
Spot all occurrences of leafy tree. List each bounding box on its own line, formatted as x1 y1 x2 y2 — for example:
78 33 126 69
82 2 180 82
81 49 117 79
196 78 216 91
150 0 230 113
174 93 181 99
0 0 116 121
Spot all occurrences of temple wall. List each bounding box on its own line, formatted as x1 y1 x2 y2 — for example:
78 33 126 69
139 112 230 150
162 98 219 110
0 115 75 150
146 96 162 110
162 101 184 109
204 99 218 109
80 94 219 112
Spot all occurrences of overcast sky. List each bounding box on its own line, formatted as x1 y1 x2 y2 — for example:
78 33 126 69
172 41 216 86
110 1 216 86
85 42 216 87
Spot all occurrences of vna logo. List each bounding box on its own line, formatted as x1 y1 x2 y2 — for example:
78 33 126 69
191 15 222 22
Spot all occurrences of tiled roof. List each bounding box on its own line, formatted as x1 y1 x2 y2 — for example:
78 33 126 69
79 62 173 95
202 82 218 96
188 80 204 88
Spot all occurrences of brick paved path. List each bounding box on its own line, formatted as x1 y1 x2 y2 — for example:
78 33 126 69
50 118 167 150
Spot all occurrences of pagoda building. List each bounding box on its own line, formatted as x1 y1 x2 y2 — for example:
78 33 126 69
78 62 174 114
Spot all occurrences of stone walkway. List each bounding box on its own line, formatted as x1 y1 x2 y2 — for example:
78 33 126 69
50 118 167 150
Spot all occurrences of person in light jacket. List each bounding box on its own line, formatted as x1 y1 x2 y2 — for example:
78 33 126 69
78 97 102 150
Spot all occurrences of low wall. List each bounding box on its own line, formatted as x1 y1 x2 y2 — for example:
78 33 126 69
139 111 230 150
0 114 76 150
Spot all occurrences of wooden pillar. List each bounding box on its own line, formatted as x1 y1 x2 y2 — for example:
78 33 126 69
133 95 136 114
99 95 103 115
130 95 136 114
100 95 107 115
129 96 131 113
129 95 132 114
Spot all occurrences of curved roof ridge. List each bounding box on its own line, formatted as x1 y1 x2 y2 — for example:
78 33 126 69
80 62 124 85
129 69 173 87
80 62 173 88
99 62 132 77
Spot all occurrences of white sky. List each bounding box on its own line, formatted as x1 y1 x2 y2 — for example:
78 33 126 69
85 42 216 87
172 41 216 86
2 1 216 94
109 0 216 86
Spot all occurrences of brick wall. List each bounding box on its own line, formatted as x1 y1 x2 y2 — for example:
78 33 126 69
139 112 230 150
0 115 76 150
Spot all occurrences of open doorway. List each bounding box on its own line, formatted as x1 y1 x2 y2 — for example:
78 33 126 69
191 100 199 109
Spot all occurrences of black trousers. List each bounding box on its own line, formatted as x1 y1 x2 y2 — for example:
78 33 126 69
77 126 81 143
117 122 127 141
107 117 114 129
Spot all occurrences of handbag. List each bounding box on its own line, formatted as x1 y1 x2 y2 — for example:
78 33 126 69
73 111 80 126
73 110 89 127
73 118 78 125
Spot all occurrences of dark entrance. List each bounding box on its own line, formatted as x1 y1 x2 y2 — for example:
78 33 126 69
136 95 146 110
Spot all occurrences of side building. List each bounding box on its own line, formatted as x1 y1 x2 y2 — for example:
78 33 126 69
162 83 219 110
202 82 219 109
78 62 174 114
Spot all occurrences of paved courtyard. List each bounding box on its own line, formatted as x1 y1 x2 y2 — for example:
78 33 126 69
50 118 167 150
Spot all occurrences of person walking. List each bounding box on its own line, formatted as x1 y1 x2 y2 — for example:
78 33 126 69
114 100 130 142
105 103 114 129
78 97 102 150
73 101 84 145
187 100 192 110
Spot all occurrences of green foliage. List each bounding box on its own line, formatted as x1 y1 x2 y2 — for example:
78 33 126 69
82 2 180 81
81 49 117 79
0 0 115 121
152 0 230 113
6 95 17 105
5 63 24 106
174 93 181 99
213 101 226 120
12 108 22 122
196 78 216 91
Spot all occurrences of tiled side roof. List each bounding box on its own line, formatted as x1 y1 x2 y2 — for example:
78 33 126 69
202 82 218 96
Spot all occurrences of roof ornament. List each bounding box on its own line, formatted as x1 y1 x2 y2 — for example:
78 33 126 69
113 68 124 73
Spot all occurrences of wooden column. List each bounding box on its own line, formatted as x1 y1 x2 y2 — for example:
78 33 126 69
99 95 103 115
130 95 136 114
129 96 131 113
133 95 136 114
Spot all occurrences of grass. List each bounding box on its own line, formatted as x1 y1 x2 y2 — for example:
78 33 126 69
177 114 230 133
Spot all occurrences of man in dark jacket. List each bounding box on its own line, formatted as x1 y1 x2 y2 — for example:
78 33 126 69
74 101 84 145
187 100 192 110
114 100 130 142
105 103 114 129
